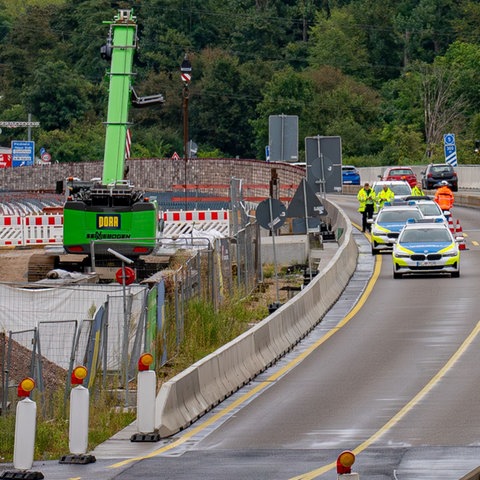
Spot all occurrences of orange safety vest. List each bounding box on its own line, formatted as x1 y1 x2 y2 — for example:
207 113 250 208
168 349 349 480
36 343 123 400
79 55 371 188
434 186 454 210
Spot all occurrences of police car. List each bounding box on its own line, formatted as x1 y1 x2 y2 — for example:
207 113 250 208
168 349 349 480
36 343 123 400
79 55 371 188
392 218 461 279
370 204 423 255
406 196 449 223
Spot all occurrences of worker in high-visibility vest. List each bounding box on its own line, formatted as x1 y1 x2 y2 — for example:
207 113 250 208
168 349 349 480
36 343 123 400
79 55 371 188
411 181 424 196
376 184 395 209
357 182 376 232
434 180 454 213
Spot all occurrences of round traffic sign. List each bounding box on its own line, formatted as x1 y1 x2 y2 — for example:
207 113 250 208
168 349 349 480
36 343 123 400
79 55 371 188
255 198 287 231
41 152 51 163
444 134 455 145
116 266 136 285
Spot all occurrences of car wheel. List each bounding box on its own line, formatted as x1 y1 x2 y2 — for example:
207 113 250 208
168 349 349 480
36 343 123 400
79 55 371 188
393 271 402 279
371 246 378 256
451 270 460 278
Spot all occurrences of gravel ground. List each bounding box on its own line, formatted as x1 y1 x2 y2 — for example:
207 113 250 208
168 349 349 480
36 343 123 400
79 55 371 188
0 248 34 283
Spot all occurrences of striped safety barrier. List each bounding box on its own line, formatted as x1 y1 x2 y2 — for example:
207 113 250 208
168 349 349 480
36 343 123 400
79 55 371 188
0 210 230 247
160 210 230 237
0 215 63 246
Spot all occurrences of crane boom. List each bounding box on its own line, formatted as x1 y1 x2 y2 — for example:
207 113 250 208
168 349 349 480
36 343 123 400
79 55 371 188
102 10 137 185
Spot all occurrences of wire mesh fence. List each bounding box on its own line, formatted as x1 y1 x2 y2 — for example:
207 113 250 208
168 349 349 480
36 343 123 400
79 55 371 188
0 219 261 418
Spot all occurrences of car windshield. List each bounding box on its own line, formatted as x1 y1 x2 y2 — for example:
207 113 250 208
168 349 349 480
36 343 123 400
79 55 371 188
343 166 356 171
400 228 452 243
417 203 443 216
387 169 413 176
431 165 452 174
390 184 411 195
374 183 411 195
377 209 422 223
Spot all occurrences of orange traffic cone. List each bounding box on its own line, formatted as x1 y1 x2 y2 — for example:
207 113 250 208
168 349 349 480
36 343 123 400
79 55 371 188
448 217 455 233
455 220 467 250
455 219 463 235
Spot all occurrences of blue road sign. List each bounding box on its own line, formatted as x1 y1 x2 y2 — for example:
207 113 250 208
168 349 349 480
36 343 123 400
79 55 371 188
443 133 457 167
11 140 35 167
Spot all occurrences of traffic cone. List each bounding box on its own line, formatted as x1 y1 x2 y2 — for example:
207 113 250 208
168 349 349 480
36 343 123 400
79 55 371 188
448 217 455 233
455 220 467 250
455 219 463 236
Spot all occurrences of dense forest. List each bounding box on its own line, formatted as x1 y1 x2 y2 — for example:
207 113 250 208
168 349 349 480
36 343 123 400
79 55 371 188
1 0 480 166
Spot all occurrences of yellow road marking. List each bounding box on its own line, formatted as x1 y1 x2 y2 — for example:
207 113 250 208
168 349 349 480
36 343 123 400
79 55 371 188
289 271 480 478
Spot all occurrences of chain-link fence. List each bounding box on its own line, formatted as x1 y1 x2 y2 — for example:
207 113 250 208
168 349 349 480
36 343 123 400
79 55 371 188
230 177 261 295
0 219 262 418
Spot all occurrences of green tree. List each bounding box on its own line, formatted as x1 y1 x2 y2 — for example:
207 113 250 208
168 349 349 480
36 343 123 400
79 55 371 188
36 120 105 163
379 123 425 164
453 1 480 45
307 7 371 82
350 0 403 85
394 0 458 66
251 66 315 158
0 4 60 96
438 41 480 115
215 0 299 64
193 49 267 158
0 104 30 146
22 60 94 131
305 66 382 156
53 0 113 81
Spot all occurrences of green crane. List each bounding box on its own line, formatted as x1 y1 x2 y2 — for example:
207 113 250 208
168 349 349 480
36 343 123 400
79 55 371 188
58 9 164 280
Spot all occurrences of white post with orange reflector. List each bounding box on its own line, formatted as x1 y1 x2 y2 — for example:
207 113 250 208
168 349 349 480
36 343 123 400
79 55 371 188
130 353 160 442
59 366 96 464
337 450 360 479
69 366 89 454
13 377 37 471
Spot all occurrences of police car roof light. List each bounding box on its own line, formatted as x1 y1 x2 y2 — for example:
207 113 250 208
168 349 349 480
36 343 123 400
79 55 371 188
406 218 417 224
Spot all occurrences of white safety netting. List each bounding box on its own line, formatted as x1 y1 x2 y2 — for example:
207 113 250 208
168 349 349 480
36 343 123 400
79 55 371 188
0 283 148 370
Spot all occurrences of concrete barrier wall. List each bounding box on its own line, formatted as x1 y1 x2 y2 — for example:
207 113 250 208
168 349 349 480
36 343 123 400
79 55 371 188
155 198 358 437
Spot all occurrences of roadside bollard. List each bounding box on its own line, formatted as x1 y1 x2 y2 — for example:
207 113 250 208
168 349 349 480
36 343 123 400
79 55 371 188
130 353 160 442
59 366 96 465
0 377 44 480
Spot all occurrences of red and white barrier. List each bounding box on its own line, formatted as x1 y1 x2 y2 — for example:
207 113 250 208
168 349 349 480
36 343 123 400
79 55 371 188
0 214 63 247
160 210 230 237
0 210 230 247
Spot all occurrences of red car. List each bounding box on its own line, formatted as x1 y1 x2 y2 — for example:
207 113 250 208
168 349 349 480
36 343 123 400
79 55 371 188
382 167 417 188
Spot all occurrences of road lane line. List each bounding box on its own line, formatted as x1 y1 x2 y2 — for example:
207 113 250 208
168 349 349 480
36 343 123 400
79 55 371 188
289 313 480 479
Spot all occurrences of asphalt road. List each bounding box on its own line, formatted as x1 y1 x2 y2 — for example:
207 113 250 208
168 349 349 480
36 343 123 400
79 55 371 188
4 196 480 480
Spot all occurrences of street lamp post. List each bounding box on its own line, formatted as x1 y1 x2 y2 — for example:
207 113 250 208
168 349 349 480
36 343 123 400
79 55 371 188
180 55 192 210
